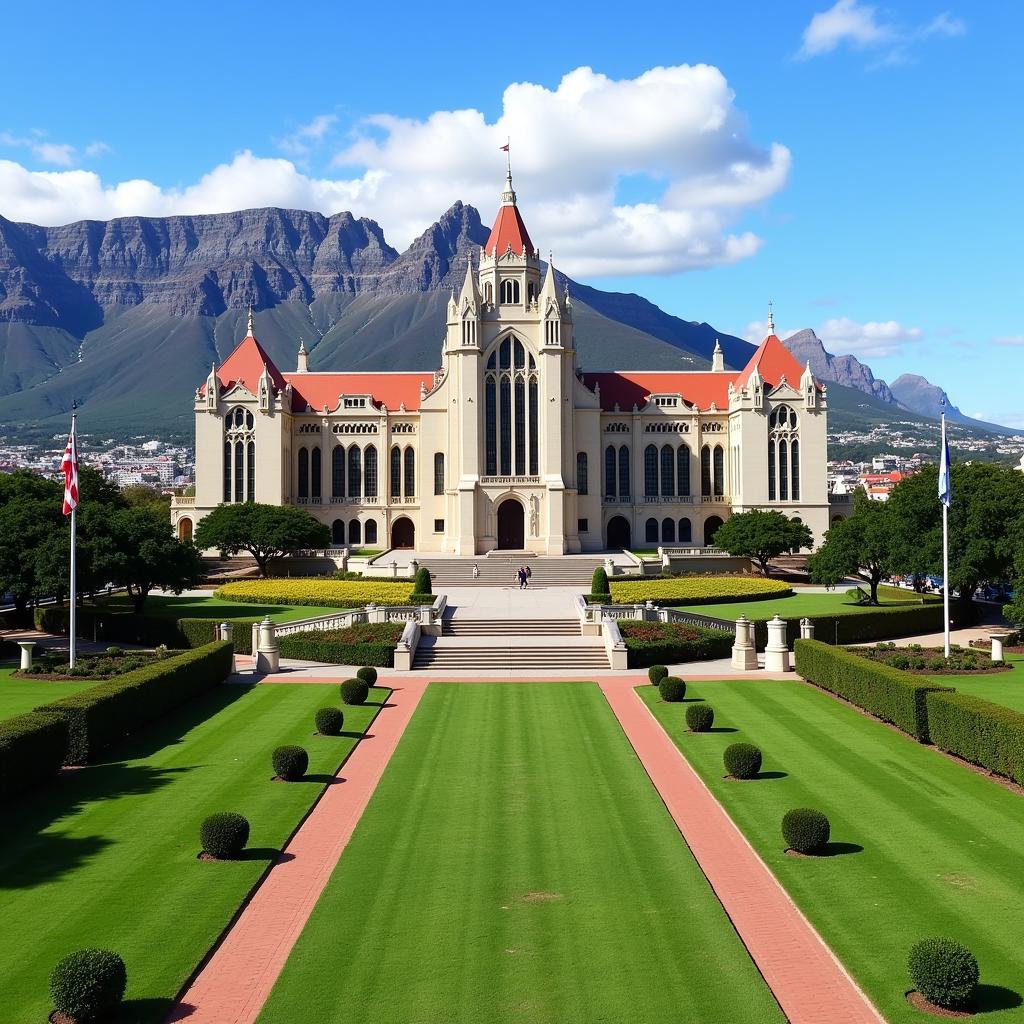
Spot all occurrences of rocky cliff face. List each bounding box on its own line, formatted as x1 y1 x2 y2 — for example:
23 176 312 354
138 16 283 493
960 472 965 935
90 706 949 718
782 328 901 406
889 373 966 421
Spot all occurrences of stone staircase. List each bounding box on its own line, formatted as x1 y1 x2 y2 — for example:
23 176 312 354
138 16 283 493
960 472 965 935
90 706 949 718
415 557 602 588
442 617 580 636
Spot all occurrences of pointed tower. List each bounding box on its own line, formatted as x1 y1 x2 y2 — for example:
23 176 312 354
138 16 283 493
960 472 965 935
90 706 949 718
711 339 725 372
457 254 481 348
296 339 309 373
479 163 541 310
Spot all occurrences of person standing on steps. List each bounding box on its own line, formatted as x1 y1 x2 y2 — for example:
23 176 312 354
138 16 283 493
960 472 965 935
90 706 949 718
517 566 527 589
525 564 532 586
472 564 480 579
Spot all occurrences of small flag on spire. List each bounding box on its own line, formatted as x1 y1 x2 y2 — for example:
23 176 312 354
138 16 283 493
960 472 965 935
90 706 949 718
62 419 79 516
499 143 509 152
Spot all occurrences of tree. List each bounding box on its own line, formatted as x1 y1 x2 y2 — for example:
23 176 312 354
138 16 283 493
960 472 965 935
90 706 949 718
106 507 203 612
194 503 330 576
712 509 813 577
807 492 894 604
0 472 63 612
121 483 171 522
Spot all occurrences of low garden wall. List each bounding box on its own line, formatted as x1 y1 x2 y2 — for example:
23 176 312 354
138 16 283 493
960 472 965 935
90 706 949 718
753 602 950 649
616 621 734 668
0 710 68 802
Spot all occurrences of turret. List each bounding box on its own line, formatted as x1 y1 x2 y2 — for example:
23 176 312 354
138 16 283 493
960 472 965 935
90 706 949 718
296 340 309 373
205 362 218 411
711 339 725 372
478 157 541 309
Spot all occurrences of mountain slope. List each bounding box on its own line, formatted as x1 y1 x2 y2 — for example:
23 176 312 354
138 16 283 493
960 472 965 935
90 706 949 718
782 328 900 405
888 373 1009 433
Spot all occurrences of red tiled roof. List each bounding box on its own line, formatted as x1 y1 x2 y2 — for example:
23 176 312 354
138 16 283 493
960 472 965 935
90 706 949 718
284 372 436 413
582 371 733 412
208 334 288 397
735 333 808 391
484 204 535 258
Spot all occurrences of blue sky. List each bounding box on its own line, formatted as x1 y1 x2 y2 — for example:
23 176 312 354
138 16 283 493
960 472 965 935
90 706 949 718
1 0 1021 424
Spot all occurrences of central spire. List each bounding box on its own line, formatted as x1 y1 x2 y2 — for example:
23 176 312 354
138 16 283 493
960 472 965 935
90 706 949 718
500 138 516 206
484 149 535 258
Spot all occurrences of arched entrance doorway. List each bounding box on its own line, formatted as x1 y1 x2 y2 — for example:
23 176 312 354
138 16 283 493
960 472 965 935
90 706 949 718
704 515 723 546
606 515 631 549
177 517 193 542
331 519 344 545
497 499 525 549
392 516 415 549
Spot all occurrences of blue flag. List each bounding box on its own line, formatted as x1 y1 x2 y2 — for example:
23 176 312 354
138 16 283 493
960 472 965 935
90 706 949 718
938 431 952 508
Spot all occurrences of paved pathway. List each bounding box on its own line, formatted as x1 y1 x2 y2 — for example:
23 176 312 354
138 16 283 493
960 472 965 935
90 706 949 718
600 680 885 1024
165 680 427 1024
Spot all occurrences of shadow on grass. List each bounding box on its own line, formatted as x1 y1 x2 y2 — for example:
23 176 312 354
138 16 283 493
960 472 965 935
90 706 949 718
236 847 290 864
116 995 175 1023
300 773 341 786
819 841 864 857
0 832 114 890
976 985 1024 1013
754 770 788 781
705 726 738 734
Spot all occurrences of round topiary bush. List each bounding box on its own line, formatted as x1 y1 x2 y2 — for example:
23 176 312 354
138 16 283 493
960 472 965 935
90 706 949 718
648 664 668 685
659 676 686 702
908 937 980 1010
199 812 250 860
314 707 344 736
50 948 127 1023
356 665 377 686
723 742 762 779
686 703 715 732
341 677 369 705
272 745 309 781
591 566 610 595
781 808 831 854
413 567 432 595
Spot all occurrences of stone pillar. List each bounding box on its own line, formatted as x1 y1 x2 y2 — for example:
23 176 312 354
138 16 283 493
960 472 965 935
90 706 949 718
255 616 280 673
409 558 419 576
731 616 757 671
251 622 260 659
990 633 1006 662
367 603 387 624
800 617 815 640
219 622 236 673
390 559 399 579
17 641 35 671
604 556 615 578
764 615 792 673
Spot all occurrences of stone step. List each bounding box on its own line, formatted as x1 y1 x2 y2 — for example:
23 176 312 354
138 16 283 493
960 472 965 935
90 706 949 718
412 647 609 670
444 619 580 636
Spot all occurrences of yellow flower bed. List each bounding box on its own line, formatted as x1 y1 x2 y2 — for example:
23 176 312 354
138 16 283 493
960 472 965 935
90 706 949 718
215 579 416 607
608 576 792 606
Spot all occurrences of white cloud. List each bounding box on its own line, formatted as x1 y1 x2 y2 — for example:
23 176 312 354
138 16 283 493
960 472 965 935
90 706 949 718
0 130 83 166
277 113 338 157
798 1 965 62
743 319 798 342
84 141 112 159
816 316 924 358
993 335 1024 347
0 65 790 278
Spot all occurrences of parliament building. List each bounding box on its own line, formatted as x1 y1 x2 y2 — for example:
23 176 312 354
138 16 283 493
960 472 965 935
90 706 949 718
173 172 832 555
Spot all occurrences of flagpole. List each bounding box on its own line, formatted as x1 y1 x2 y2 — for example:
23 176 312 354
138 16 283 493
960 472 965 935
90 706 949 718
69 409 77 669
941 409 950 659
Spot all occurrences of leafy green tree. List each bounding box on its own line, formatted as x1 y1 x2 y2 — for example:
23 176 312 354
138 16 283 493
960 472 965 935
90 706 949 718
885 467 942 590
0 472 62 612
712 509 813 577
194 503 330 576
121 483 171 521
808 492 894 604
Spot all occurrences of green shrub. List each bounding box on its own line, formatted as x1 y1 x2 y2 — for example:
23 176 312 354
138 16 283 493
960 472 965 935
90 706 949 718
610 576 791 607
413 567 432 595
659 676 686 702
925 691 1024 787
907 938 979 1010
50 948 127 1022
591 566 610 596
341 678 370 705
618 621 733 668
314 707 344 736
178 616 261 654
685 703 714 732
34 605 184 647
105 646 123 657
0 711 69 802
724 743 762 779
199 812 250 860
272 745 309 781
753 603 951 649
356 666 378 686
794 640 951 742
648 664 668 685
36 642 233 765
278 622 403 667
781 808 831 854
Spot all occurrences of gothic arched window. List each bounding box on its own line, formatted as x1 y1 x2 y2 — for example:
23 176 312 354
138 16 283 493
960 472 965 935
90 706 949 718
619 445 630 499
390 445 401 498
660 444 675 496
298 447 309 499
768 404 799 502
364 446 378 498
577 452 588 495
677 444 690 497
605 445 616 497
348 445 361 498
311 447 322 499
404 446 416 497
332 445 345 498
434 452 445 495
644 445 658 497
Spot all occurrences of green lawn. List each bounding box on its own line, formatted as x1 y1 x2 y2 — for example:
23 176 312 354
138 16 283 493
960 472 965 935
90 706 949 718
104 593 345 622
0 681 388 1023
928 653 1024 713
640 680 1024 1022
673 588 923 620
0 663 95 718
258 683 783 1024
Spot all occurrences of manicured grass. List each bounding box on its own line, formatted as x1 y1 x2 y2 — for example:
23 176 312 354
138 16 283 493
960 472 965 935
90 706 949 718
673 589 922 620
0 681 388 1023
928 653 1024 713
258 683 783 1024
641 680 1024 1021
0 663 95 718
104 594 345 622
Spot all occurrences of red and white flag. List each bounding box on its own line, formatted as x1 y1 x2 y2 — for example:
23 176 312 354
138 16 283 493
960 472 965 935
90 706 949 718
61 422 79 515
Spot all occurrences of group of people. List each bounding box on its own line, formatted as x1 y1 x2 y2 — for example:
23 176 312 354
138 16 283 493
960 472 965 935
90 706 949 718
468 562 533 588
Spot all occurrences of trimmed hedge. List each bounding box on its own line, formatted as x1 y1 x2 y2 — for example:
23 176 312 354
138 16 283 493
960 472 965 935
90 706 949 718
609 576 792 607
648 665 668 685
278 623 403 667
591 566 610 597
753 602 951 649
0 711 69 802
36 642 233 765
659 677 686 702
314 707 344 736
50 948 127 1023
356 666 378 686
215 579 416 607
618 621 733 668
200 812 250 860
724 743 762 779
272 745 309 781
341 678 370 706
781 808 831 854
925 690 1024 787
794 639 951 742
686 703 714 732
177 616 260 654
35 605 184 647
413 567 432 595
908 938 979 1010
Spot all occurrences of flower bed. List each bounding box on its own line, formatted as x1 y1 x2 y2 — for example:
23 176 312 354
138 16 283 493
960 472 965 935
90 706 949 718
277 622 404 667
607 576 791 607
853 642 1010 675
617 621 734 668
215 579 417 608
14 648 169 681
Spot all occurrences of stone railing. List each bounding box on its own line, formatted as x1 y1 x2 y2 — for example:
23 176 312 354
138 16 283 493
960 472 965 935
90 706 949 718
658 546 724 558
172 495 196 507
273 594 446 640
394 618 421 671
578 597 736 636
480 475 541 486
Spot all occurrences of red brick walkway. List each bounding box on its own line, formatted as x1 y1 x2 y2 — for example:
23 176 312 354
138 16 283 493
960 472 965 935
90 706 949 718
165 681 427 1024
600 681 885 1024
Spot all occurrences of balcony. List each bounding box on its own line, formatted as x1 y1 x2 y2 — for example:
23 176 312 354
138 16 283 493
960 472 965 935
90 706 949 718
172 495 195 507
480 475 541 486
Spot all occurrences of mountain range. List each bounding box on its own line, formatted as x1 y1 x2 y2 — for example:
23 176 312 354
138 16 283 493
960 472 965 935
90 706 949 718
0 202 1016 444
